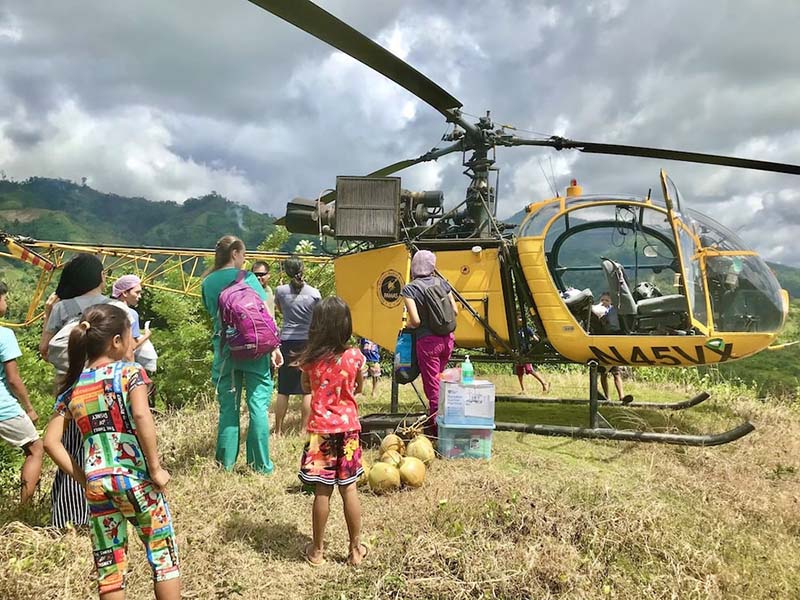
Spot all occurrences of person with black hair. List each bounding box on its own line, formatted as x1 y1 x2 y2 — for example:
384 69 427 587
274 257 321 435
251 260 274 316
296 297 368 567
39 253 110 528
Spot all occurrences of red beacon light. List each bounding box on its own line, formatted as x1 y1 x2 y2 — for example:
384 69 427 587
566 179 583 197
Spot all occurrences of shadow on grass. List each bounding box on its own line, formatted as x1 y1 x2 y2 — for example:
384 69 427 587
223 512 309 560
512 430 637 464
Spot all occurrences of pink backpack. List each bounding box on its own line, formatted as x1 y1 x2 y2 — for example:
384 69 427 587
218 271 280 360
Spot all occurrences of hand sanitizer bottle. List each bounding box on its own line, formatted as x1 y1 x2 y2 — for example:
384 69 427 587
461 355 474 385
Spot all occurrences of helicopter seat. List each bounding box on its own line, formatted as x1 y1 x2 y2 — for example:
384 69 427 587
561 287 594 329
601 258 688 333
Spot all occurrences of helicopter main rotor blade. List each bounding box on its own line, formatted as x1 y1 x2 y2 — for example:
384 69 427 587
247 0 462 120
507 136 800 176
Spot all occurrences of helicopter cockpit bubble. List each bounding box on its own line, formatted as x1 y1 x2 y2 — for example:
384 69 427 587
682 210 786 333
523 196 691 336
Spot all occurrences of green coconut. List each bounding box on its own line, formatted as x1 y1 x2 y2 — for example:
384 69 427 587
380 449 403 468
406 435 435 466
399 456 426 488
368 462 401 494
357 461 371 487
380 433 405 456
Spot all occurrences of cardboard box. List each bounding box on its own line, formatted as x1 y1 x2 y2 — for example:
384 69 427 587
439 380 495 426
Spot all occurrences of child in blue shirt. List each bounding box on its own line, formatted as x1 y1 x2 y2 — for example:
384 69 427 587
359 338 381 397
515 313 549 394
0 282 43 504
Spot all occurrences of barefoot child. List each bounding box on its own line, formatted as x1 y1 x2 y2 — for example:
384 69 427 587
297 297 368 566
515 312 549 394
43 304 180 599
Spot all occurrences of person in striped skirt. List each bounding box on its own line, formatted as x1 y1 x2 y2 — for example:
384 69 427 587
39 255 110 528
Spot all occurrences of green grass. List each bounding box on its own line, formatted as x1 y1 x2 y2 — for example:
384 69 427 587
2 372 799 599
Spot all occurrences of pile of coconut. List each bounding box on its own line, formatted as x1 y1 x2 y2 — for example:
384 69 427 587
360 433 435 494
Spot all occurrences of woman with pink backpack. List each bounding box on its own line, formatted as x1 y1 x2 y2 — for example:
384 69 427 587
201 235 283 474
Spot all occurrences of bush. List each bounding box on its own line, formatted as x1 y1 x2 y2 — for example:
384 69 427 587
137 274 214 409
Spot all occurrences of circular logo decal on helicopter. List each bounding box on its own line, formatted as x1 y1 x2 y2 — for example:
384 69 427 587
377 270 404 308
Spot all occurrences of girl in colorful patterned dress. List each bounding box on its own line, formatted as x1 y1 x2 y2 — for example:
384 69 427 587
296 296 368 567
43 304 180 599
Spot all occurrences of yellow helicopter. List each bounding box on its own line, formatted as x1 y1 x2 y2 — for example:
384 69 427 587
251 1 800 445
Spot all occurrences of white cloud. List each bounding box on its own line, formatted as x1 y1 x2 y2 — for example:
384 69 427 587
1 0 799 266
0 100 261 205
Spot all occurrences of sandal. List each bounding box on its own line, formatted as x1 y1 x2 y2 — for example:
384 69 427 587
304 543 326 566
347 542 370 567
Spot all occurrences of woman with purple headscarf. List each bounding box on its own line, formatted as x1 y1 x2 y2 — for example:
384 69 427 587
111 274 152 357
400 250 458 435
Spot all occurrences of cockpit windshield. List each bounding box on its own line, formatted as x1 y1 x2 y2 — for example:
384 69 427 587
686 211 785 333
685 209 749 251
519 175 786 336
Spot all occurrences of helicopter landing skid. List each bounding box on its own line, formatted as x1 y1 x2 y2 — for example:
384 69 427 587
495 391 711 411
501 363 754 446
373 364 754 447
493 420 754 446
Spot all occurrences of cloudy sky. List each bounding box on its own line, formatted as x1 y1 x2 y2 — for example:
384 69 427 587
1 0 799 265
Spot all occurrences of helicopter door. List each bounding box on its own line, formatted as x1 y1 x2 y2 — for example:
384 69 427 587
660 170 710 333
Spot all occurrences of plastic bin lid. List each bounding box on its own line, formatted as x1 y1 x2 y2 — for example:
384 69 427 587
436 417 495 430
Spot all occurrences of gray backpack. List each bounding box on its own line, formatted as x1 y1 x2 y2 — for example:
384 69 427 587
47 298 131 372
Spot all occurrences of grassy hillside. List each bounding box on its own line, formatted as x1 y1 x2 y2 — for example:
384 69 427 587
0 177 275 250
1 373 798 599
768 262 800 298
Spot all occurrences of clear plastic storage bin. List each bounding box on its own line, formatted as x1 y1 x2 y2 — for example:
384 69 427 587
436 419 494 460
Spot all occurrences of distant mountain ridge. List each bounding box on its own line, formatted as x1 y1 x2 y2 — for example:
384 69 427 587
0 177 275 250
2 177 798 297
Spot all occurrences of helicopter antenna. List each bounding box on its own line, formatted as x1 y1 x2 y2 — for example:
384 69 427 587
548 157 560 197
537 158 557 197
493 168 501 218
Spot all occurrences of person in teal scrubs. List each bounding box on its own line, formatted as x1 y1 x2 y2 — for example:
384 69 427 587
201 235 283 474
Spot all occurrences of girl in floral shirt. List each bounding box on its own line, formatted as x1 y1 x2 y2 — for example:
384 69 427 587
297 296 368 567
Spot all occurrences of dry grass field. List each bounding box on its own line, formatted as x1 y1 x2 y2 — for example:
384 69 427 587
1 372 799 599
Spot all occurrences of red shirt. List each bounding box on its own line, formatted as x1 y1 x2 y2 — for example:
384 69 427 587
304 347 364 433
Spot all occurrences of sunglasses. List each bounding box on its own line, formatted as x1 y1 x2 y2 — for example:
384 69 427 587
253 272 269 279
